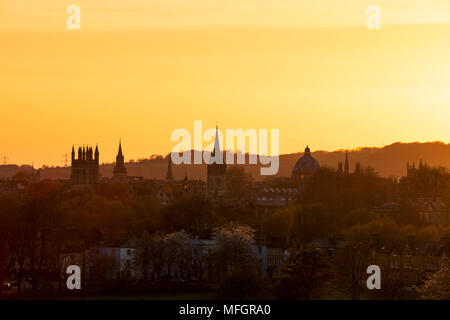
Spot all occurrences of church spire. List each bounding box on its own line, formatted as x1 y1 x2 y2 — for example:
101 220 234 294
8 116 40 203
207 122 227 197
112 140 127 180
118 139 123 157
94 145 99 163
115 140 124 161
212 123 221 157
209 122 225 165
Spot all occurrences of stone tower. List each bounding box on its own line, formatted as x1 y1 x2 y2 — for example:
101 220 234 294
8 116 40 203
71 144 99 185
112 140 127 182
207 125 227 197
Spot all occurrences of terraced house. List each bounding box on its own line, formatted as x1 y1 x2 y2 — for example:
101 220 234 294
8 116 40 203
368 235 450 286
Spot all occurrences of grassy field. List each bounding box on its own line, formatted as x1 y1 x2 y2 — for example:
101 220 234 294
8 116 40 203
70 292 216 300
2 291 216 300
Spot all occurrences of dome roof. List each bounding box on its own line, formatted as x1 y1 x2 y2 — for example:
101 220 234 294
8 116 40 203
292 146 319 179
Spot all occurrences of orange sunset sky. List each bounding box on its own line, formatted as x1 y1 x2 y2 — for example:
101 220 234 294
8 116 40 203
1 0 450 166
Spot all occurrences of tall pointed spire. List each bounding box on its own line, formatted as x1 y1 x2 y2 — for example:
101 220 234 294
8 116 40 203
213 123 221 157
118 139 123 157
94 144 99 163
209 122 224 165
113 140 127 181
207 122 227 197
166 153 173 181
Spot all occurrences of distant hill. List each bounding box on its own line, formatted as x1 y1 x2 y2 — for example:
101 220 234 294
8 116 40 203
0 165 36 179
311 141 450 178
2 142 450 181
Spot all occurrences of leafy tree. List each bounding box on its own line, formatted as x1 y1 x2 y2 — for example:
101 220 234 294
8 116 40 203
165 231 191 280
211 222 267 299
420 262 450 300
343 218 400 242
416 226 440 242
0 195 19 297
215 264 266 300
262 207 295 243
211 223 256 280
161 197 213 232
341 208 377 228
136 232 168 281
291 203 334 243
90 254 118 286
335 242 370 300
274 245 328 299
369 266 422 300
226 166 254 197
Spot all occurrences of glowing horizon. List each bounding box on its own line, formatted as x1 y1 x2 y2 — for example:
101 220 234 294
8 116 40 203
1 1 450 167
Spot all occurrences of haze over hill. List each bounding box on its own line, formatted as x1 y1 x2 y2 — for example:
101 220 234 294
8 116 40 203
1 142 450 181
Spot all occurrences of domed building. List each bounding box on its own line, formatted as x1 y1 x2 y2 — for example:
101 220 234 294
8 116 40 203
292 146 320 180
